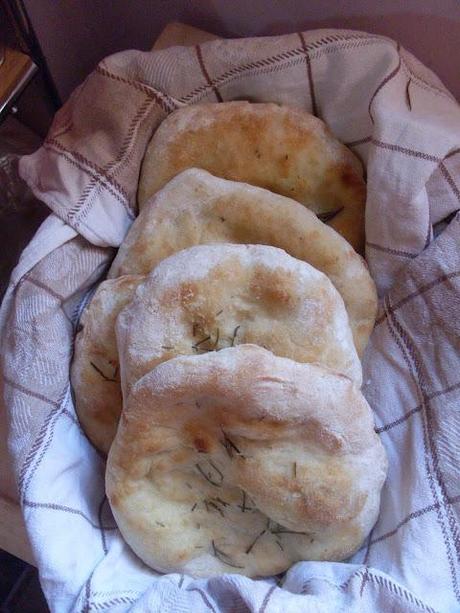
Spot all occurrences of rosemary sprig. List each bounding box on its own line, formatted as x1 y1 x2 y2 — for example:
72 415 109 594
211 541 244 569
196 461 223 487
231 325 241 347
191 503 197 512
192 329 222 353
161 345 173 350
293 462 297 478
213 328 220 349
270 529 310 536
90 361 117 383
155 521 165 527
192 335 211 351
220 430 243 458
220 440 231 458
317 207 344 223
245 527 267 554
215 309 223 317
208 460 224 481
212 497 229 507
207 501 224 517
238 491 254 512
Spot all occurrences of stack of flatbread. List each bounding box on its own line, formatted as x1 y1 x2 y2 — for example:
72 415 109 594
70 101 387 578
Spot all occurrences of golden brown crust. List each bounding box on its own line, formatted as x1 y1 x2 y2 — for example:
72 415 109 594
116 243 363 403
110 169 377 355
138 102 366 251
106 345 387 577
70 275 143 453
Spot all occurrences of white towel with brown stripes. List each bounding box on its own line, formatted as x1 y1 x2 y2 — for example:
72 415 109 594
2 28 460 613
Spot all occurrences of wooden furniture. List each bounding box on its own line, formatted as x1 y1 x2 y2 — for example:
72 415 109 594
152 22 218 50
0 45 37 120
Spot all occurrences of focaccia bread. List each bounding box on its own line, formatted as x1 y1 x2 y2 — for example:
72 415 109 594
110 168 376 355
71 275 143 453
116 243 362 402
138 102 366 250
106 345 387 577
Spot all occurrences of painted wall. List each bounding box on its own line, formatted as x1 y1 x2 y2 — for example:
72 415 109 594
23 0 460 102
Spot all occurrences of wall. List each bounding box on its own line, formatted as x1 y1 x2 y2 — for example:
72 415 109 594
23 0 460 103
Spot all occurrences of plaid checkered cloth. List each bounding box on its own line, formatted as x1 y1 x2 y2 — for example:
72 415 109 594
1 28 459 612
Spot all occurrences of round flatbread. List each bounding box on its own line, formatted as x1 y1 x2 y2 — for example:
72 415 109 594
138 102 366 250
71 275 143 453
117 243 362 399
106 345 387 577
110 168 376 355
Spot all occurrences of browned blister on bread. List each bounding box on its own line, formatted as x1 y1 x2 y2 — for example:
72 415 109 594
138 102 366 251
116 243 363 402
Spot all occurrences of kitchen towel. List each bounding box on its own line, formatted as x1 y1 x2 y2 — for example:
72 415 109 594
2 28 460 612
